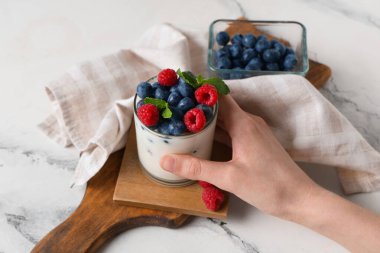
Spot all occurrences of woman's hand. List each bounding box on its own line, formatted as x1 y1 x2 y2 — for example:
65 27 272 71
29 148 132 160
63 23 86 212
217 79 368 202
160 95 319 218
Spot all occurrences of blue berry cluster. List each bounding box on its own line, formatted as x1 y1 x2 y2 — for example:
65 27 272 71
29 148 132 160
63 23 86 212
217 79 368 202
136 78 213 136
214 31 298 79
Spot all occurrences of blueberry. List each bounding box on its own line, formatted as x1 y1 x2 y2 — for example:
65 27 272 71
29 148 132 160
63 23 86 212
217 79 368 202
242 34 256 48
230 67 244 79
229 44 243 59
262 49 281 63
177 81 194 97
285 47 295 55
168 119 186 136
136 82 153 99
255 38 270 53
196 104 213 121
283 54 298 70
273 42 286 56
167 91 182 106
157 121 171 135
245 57 263 70
215 31 230 46
266 62 280 71
232 59 244 68
170 107 184 120
137 100 145 109
152 82 160 90
242 48 257 64
257 35 266 41
231 34 243 46
154 87 170 100
177 97 195 112
215 47 230 59
216 57 232 69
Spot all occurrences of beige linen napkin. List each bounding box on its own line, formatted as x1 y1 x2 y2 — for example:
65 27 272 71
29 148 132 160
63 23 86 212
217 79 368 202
39 24 380 194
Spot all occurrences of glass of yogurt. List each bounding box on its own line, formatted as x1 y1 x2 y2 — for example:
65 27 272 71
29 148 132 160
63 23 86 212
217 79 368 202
133 94 218 186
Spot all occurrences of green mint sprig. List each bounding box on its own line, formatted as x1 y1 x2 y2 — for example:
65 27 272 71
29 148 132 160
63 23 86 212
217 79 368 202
177 69 230 95
143 97 172 119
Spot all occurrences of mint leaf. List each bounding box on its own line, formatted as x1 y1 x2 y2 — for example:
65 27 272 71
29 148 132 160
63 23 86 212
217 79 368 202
196 74 204 84
162 106 172 118
177 69 200 89
201 78 230 95
144 97 172 119
144 97 167 110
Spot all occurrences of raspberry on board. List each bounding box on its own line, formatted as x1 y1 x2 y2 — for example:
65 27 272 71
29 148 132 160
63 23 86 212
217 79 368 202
195 84 218 106
184 108 206 133
202 186 225 211
157 68 178 86
137 104 159 127
198 181 213 188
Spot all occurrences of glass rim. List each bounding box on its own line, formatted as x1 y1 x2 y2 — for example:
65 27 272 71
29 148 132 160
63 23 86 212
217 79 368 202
207 19 309 76
133 77 219 139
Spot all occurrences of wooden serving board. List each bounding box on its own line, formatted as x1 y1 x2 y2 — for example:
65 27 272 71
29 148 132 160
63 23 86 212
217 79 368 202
113 122 230 220
31 18 332 253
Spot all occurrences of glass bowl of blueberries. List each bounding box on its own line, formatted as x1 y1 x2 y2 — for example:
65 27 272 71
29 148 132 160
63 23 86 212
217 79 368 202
208 19 309 79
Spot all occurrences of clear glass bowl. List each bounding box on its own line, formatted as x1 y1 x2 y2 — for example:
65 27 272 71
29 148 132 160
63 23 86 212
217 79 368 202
208 19 309 79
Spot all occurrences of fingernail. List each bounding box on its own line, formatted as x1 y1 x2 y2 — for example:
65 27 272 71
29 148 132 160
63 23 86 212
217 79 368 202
161 155 175 172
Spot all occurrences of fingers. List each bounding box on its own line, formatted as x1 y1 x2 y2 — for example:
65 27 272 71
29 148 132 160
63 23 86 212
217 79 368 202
217 95 247 137
160 154 229 186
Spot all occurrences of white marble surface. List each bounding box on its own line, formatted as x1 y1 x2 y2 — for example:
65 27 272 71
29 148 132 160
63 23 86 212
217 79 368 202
1 0 380 252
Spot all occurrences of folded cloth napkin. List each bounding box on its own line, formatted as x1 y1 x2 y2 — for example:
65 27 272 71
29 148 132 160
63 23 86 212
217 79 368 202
39 24 380 194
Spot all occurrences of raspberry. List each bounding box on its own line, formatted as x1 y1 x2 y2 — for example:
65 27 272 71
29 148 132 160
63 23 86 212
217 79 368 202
158 68 178 86
202 186 225 211
195 84 218 106
137 104 159 127
184 108 206 133
198 181 213 188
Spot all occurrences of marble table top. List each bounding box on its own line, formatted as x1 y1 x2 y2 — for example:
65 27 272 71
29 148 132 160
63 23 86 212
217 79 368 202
1 0 380 252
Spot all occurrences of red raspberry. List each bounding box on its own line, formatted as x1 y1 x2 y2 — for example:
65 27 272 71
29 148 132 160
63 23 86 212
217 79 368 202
199 181 213 188
157 68 178 86
202 186 225 211
195 84 218 106
137 104 159 127
184 108 206 133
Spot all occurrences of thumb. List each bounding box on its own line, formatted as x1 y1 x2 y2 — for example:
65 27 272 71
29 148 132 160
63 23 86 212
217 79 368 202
160 154 228 185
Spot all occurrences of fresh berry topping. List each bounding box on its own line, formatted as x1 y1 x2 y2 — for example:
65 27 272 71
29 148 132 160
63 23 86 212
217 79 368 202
242 48 257 64
168 119 186 136
177 97 195 112
195 84 218 106
137 104 159 127
157 120 171 135
167 91 182 106
196 104 213 121
184 108 206 133
216 31 230 46
152 81 160 90
136 82 153 99
177 80 194 97
170 107 184 121
157 69 178 86
198 180 213 188
202 186 225 211
154 87 170 100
